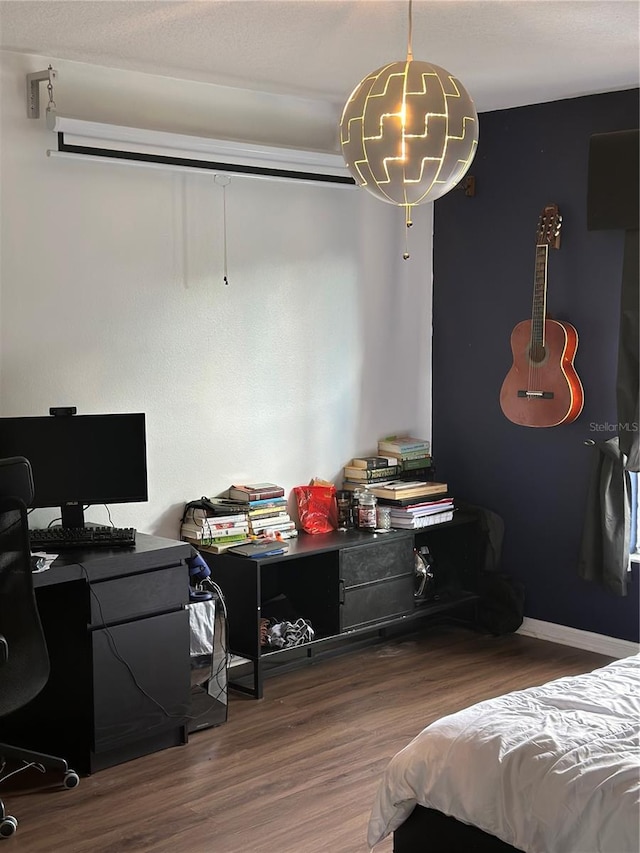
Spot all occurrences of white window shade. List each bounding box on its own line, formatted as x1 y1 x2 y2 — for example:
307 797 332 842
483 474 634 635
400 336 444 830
46 113 355 187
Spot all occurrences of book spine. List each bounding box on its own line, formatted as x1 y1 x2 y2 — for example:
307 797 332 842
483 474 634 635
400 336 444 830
185 508 249 522
251 518 296 533
195 537 253 553
229 487 285 501
181 524 249 540
249 517 292 529
392 510 454 528
188 518 249 530
375 486 448 504
389 500 454 516
182 536 250 549
343 465 399 480
247 508 289 519
206 532 250 544
384 449 432 462
252 528 299 540
230 494 285 503
246 497 288 507
350 456 397 469
378 443 430 456
195 500 250 514
398 457 433 471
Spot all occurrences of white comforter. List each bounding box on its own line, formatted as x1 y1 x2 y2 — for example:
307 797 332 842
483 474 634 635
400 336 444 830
368 654 640 852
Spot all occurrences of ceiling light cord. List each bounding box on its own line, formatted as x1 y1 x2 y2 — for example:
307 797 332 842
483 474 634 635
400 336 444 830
407 0 414 61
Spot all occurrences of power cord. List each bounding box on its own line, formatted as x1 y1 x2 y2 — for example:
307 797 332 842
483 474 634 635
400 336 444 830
79 562 192 723
196 578 230 705
78 563 230 725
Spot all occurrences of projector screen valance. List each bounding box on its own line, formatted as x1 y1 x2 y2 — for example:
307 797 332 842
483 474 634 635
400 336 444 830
46 113 355 187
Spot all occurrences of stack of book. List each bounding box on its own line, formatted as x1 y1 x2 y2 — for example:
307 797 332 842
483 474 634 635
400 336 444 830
342 456 399 489
180 505 252 553
364 479 449 504
226 483 298 541
387 497 455 529
227 482 285 502
377 435 433 479
246 498 297 540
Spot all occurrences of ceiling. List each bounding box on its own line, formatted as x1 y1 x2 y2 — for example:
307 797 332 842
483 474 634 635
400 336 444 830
0 0 638 113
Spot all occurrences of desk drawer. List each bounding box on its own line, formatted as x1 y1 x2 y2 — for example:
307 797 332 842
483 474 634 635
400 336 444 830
90 565 187 627
340 535 414 587
92 609 190 753
341 574 414 630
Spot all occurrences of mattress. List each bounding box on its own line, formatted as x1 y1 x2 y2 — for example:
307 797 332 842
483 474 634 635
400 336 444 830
368 653 640 852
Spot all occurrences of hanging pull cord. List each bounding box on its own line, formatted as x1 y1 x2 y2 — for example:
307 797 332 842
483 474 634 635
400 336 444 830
214 174 231 285
403 205 413 260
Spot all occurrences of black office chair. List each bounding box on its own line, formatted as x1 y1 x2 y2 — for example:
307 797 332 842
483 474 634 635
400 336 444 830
0 496 79 839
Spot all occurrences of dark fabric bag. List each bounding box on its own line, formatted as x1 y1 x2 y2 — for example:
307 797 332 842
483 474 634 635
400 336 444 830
476 571 525 636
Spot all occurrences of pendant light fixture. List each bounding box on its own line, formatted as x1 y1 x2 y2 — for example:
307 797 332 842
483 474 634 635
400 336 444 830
339 0 478 257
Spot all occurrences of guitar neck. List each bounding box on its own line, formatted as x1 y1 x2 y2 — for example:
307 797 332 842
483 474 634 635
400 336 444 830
530 243 548 346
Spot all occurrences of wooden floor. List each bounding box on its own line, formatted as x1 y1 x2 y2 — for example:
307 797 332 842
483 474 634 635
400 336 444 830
2 625 613 853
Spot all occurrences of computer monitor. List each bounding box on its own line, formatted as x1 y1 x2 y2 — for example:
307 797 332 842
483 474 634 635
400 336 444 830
0 412 148 527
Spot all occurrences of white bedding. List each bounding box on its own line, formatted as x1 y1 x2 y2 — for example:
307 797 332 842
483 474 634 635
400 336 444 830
368 654 640 852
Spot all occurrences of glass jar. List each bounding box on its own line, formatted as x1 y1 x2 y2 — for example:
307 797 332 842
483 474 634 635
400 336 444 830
357 491 377 530
351 487 363 523
336 490 353 530
376 505 392 531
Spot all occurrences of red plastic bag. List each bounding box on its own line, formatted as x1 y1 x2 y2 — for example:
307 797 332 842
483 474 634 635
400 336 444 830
294 484 338 534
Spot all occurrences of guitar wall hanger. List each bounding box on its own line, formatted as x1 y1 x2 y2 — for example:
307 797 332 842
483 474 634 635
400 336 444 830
454 175 476 197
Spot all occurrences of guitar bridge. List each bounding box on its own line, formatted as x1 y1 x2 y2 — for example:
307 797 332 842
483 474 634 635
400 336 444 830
517 390 554 399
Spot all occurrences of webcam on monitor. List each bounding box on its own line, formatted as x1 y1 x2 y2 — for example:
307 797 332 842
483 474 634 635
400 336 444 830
49 407 77 417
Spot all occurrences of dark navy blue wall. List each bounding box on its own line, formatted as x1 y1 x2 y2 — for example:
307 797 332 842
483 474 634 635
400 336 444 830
432 89 639 642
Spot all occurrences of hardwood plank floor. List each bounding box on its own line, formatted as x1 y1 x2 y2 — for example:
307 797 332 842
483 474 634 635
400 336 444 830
2 625 614 853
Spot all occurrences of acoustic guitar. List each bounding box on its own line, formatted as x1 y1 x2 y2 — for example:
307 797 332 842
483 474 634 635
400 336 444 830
499 204 584 427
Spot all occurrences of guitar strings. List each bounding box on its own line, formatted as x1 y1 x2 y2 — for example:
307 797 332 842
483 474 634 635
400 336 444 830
528 243 548 399
527 245 538 398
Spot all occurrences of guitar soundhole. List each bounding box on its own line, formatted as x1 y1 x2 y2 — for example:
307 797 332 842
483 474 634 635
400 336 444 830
530 344 546 364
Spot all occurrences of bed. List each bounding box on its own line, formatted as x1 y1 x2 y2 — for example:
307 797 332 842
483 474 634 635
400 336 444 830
368 653 640 853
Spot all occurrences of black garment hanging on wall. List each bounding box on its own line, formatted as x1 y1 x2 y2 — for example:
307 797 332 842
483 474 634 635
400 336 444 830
617 229 639 471
579 129 639 595
587 128 639 471
578 438 632 596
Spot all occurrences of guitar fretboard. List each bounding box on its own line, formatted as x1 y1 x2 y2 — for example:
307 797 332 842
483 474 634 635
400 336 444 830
530 243 549 358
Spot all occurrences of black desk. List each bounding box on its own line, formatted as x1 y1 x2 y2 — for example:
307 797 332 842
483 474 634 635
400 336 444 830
0 534 192 775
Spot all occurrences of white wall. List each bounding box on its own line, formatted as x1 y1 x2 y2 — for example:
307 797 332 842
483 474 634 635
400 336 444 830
0 51 433 538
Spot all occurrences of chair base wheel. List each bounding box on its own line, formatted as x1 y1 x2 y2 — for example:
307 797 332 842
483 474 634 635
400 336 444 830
63 770 80 789
0 815 18 838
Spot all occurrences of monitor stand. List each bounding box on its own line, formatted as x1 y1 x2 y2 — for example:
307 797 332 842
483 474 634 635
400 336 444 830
61 502 86 528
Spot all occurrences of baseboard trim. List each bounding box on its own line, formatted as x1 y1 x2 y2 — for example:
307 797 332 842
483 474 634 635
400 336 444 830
517 618 639 659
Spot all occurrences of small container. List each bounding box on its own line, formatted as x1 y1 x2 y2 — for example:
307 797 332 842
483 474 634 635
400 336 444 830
336 490 353 530
351 487 363 522
376 505 392 531
357 491 377 530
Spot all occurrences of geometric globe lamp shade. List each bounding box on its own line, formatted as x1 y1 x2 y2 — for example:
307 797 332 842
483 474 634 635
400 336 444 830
339 2 478 257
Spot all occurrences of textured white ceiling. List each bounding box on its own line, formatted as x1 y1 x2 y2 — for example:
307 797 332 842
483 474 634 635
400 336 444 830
1 0 638 112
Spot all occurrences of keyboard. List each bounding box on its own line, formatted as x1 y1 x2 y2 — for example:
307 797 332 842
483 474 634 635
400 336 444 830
30 526 137 551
